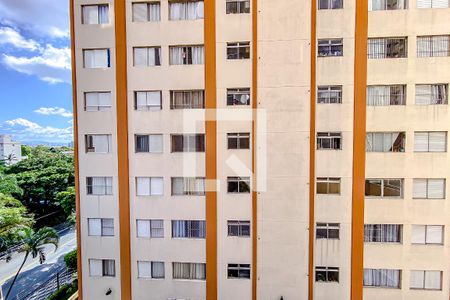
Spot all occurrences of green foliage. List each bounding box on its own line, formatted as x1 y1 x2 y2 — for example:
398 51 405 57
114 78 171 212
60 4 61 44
0 173 23 197
55 187 76 217
21 145 32 157
5 146 74 222
47 282 78 300
17 226 59 263
0 193 34 252
64 249 77 270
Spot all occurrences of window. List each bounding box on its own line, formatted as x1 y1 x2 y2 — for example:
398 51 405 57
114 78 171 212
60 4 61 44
410 271 442 290
136 177 164 196
171 177 205 195
132 2 161 22
367 85 406 106
228 133 250 149
173 262 206 280
369 0 407 10
86 177 113 195
83 49 110 68
89 259 115 277
172 220 205 238
85 134 112 153
316 178 340 195
227 42 250 59
133 47 161 66
136 219 164 238
413 179 445 199
315 266 339 282
317 86 342 104
171 134 205 152
227 88 250 106
317 132 342 150
316 223 340 239
318 39 343 57
415 84 448 105
170 45 204 65
226 0 250 13
88 218 114 236
363 269 401 288
417 36 450 57
417 0 449 8
318 0 343 9
364 224 402 243
169 1 204 20
170 90 205 109
135 134 163 153
82 5 109 24
137 261 165 279
227 264 251 279
228 221 250 237
365 179 403 198
135 91 162 111
227 177 251 193
366 132 405 152
414 132 447 152
368 37 407 59
411 225 443 245
85 92 112 111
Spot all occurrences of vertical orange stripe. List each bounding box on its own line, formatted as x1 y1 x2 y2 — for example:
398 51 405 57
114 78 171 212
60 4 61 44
351 0 368 299
204 0 217 299
69 1 82 299
308 1 317 299
251 0 258 297
114 1 132 299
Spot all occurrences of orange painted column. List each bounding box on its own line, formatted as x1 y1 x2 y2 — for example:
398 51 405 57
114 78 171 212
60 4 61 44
114 1 132 299
351 0 368 299
308 0 317 299
205 0 218 299
69 1 83 299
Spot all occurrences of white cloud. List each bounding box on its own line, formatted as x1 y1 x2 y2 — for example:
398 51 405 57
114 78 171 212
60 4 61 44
0 27 39 51
2 118 72 143
0 0 69 39
34 107 73 118
2 42 71 84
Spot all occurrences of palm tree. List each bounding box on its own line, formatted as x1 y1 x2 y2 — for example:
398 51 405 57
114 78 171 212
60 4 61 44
4 226 59 300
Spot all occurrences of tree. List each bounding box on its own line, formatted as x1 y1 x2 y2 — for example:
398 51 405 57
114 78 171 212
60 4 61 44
4 226 59 300
21 145 32 157
64 249 77 270
0 173 23 197
55 187 76 217
0 193 34 252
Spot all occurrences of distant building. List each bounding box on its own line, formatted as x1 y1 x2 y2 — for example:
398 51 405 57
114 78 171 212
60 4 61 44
0 135 24 165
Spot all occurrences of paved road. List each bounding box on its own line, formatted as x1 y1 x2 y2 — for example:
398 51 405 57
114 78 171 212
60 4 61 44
0 228 77 300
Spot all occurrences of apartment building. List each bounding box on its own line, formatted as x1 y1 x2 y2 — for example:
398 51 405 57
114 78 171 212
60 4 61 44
0 135 23 165
70 0 450 299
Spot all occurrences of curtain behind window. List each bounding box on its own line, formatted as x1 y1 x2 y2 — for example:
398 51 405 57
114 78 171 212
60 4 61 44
83 6 98 24
152 262 165 278
192 46 205 64
170 47 183 65
98 5 109 24
363 269 400 287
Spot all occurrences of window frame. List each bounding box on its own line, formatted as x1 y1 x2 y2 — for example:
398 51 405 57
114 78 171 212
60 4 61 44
227 220 251 237
411 225 444 245
132 2 161 22
318 38 343 57
227 176 251 193
81 4 109 25
171 134 205 152
226 0 251 13
227 88 251 106
133 46 161 67
136 219 164 238
364 224 403 243
317 85 343 104
410 270 443 290
83 48 111 68
367 37 408 59
170 90 205 109
317 132 342 150
315 266 339 283
365 178 404 198
316 177 341 195
316 223 340 239
86 177 113 195
227 42 251 59
366 132 406 153
227 133 250 149
412 178 446 199
227 264 251 279
318 0 343 9
171 177 206 196
414 131 447 152
88 218 115 237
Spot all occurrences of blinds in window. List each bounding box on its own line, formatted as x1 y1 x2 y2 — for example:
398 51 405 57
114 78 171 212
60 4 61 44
415 85 432 104
89 259 103 276
429 132 446 151
410 270 425 288
138 261 152 278
425 271 442 289
428 179 445 198
411 225 426 243
417 0 449 7
136 91 161 110
84 49 109 68
152 262 165 278
426 225 443 243
414 132 429 152
137 220 151 237
88 219 101 236
169 1 204 20
136 177 163 196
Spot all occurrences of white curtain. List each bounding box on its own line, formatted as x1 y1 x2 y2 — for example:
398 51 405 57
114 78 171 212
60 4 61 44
368 39 386 59
432 36 450 57
147 48 156 66
151 262 165 278
136 135 149 152
137 220 151 237
92 135 110 153
92 177 108 195
417 37 431 57
196 178 205 194
369 0 385 11
170 2 204 20
88 219 101 236
103 260 115 276
172 220 187 237
85 92 99 111
89 259 103 276
84 49 108 68
136 177 151 196
134 48 148 66
432 84 448 104
367 86 390 106
136 91 148 110
149 134 163 152
417 0 433 8
133 3 147 22
101 219 114 236
83 6 98 24
173 262 205 279
169 47 183 65
416 84 432 105
98 5 109 24
364 224 401 242
363 269 400 288
424 271 442 289
192 46 204 64
172 178 184 195
149 3 161 21
138 261 152 278
432 0 449 8
150 177 164 195
98 92 111 110
410 270 425 288
147 92 161 110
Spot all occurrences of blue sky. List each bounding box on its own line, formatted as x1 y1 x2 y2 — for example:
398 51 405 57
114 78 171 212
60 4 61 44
0 0 73 144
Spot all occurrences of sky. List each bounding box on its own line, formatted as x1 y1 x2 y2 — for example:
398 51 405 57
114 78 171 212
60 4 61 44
0 0 73 145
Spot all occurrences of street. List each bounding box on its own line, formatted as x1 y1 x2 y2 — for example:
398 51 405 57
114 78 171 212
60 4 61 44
0 228 77 300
